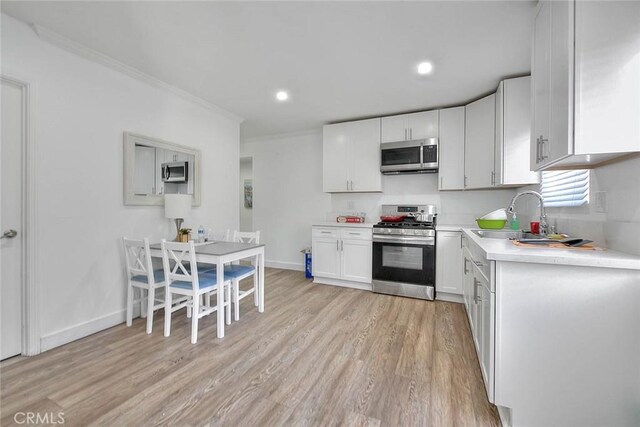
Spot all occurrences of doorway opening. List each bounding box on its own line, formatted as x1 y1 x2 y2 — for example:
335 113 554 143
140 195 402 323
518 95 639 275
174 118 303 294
239 157 253 232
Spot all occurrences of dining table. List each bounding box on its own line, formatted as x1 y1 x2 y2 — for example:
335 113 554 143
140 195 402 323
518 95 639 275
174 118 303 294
149 240 265 338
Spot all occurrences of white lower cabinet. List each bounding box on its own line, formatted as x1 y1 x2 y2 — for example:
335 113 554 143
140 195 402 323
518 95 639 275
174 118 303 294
462 235 495 403
311 237 341 279
312 226 372 289
435 231 463 295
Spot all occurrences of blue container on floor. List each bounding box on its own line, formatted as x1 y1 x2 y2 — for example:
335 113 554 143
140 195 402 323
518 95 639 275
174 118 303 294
304 253 313 279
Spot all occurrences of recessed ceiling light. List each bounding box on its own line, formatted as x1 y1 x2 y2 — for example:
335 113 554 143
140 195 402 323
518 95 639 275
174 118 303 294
417 62 433 75
276 91 289 101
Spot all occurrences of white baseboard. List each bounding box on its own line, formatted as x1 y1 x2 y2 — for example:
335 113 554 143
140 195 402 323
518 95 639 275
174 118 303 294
436 292 464 304
313 277 372 291
265 260 304 271
40 308 133 352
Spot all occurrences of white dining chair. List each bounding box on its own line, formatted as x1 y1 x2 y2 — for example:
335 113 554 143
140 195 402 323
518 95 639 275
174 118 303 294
123 237 165 334
207 229 231 242
228 230 261 321
161 239 231 344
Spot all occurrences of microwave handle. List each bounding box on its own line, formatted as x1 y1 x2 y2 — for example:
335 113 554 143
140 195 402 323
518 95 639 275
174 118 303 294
163 165 170 181
419 144 424 168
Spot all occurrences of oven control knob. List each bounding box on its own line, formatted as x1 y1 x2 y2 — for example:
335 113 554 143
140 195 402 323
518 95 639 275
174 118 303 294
413 230 420 235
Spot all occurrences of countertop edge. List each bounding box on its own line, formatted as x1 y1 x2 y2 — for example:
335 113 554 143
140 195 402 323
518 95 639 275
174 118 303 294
312 222 375 228
462 228 640 271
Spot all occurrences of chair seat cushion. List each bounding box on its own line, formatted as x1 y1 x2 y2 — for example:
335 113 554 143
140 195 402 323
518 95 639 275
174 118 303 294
223 264 255 279
170 271 220 290
176 264 217 275
131 268 164 284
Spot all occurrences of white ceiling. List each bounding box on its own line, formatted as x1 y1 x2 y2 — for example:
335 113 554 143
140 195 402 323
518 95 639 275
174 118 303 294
2 1 536 139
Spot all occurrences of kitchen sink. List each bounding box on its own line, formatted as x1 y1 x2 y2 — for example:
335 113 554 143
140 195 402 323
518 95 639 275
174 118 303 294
472 229 538 239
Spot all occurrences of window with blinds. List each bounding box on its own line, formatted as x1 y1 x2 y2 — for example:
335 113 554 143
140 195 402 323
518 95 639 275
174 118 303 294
540 170 590 207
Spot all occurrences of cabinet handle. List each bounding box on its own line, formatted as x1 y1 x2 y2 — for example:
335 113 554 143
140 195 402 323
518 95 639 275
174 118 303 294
404 128 407 141
350 180 354 191
410 128 413 140
540 137 549 160
464 258 469 274
337 240 340 251
473 277 481 303
341 240 344 251
346 180 349 191
321 231 332 234
464 176 468 188
491 171 495 186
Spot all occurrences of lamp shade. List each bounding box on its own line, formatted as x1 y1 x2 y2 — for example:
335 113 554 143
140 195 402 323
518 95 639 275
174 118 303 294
164 194 191 219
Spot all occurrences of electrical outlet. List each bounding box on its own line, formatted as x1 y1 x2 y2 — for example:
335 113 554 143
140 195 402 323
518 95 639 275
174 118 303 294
594 191 607 213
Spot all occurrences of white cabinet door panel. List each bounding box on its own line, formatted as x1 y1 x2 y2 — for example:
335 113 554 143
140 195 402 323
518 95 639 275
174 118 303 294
348 118 381 192
381 115 408 143
438 107 466 190
341 239 372 283
312 238 341 279
465 94 496 189
532 1 551 170
323 123 350 192
407 110 438 140
435 231 463 295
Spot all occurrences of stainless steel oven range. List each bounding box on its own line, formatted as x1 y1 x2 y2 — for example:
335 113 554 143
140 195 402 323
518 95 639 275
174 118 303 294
372 204 437 300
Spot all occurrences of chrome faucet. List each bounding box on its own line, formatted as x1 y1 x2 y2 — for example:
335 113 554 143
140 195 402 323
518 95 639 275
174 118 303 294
507 191 548 236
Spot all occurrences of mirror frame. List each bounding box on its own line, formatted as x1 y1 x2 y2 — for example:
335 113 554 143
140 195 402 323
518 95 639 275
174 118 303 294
123 132 202 206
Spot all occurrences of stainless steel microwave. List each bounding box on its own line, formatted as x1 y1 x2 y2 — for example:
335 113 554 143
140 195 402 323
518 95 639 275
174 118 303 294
380 138 438 174
161 161 189 183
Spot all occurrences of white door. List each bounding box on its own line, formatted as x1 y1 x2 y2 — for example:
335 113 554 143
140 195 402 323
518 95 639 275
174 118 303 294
435 231 463 295
341 239 372 283
322 123 349 192
1 80 24 360
312 238 341 278
407 110 438 140
381 115 408 143
464 93 496 189
438 107 466 190
347 118 381 192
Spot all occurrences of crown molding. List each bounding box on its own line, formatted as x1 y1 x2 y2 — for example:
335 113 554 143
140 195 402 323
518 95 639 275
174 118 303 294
30 23 244 124
241 128 322 144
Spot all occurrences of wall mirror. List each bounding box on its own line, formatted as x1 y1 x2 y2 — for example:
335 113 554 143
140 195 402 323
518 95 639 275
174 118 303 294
123 132 201 206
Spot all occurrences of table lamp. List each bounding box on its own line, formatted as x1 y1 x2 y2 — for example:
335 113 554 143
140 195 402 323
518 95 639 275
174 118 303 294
164 194 191 241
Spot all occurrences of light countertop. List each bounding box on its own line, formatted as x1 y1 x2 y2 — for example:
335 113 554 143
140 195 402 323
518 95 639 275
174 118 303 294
436 224 474 231
313 222 375 228
462 228 640 270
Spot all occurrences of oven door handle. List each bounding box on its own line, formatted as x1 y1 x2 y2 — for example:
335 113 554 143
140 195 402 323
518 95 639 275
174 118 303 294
373 236 435 245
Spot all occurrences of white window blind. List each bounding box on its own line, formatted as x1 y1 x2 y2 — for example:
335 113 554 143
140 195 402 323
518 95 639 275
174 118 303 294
540 170 590 207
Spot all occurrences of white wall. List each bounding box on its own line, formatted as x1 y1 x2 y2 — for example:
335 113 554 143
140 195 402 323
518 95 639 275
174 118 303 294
242 130 517 269
239 157 253 231
1 14 241 351
517 155 640 256
241 130 332 270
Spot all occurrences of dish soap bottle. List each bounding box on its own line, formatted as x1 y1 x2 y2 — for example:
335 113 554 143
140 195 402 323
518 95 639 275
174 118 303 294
509 213 520 231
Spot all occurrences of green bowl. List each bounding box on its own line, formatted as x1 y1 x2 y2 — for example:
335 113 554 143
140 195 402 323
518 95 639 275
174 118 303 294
476 219 507 229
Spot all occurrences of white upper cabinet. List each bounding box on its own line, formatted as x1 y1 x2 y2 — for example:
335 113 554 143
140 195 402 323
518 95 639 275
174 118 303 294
323 118 381 193
381 115 408 143
407 110 439 140
438 107 466 190
381 110 438 143
495 76 539 186
464 93 496 189
531 0 640 170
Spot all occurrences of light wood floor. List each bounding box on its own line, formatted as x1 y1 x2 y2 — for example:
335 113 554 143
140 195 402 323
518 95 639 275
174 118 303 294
1 269 500 426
